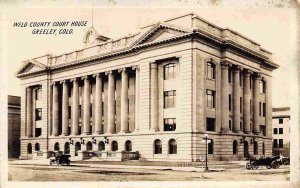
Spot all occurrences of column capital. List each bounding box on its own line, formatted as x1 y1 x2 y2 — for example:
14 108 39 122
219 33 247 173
81 75 91 80
50 81 59 86
243 69 252 76
132 65 140 70
59 79 69 84
92 73 102 78
70 77 79 82
233 65 243 72
105 70 115 75
118 67 127 73
253 72 262 80
220 60 231 68
150 63 158 69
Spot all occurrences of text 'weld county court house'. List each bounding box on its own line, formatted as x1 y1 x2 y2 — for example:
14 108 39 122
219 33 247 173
16 13 278 162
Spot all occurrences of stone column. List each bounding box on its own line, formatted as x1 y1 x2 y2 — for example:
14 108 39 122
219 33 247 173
71 78 79 135
82 76 91 135
150 63 158 131
52 82 59 136
119 68 129 133
94 73 103 134
265 78 272 137
61 80 69 136
253 72 261 135
107 71 116 134
243 70 251 134
26 87 33 137
221 61 230 132
134 66 140 132
233 65 241 133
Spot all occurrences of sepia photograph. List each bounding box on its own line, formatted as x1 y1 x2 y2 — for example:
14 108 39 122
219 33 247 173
0 1 299 188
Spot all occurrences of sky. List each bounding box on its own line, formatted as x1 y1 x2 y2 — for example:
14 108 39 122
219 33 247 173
4 7 298 108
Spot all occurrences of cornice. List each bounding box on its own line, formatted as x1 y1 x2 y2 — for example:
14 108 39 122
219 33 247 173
17 26 278 79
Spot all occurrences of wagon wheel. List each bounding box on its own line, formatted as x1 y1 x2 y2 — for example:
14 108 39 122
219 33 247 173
252 163 258 169
246 163 252 170
273 162 280 169
266 164 272 169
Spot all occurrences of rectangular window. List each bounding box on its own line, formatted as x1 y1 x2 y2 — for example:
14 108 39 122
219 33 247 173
279 128 283 134
273 139 278 148
240 121 243 131
279 139 283 148
206 118 215 131
279 118 283 124
229 120 232 130
35 108 42 121
102 102 104 116
250 99 252 113
239 72 243 87
273 128 278 134
228 69 232 83
36 88 42 100
229 94 232 111
263 103 266 117
260 81 266 93
240 97 242 113
164 90 176 108
260 125 266 136
90 104 92 117
68 106 71 119
79 105 82 118
206 90 215 108
35 128 42 137
259 102 262 116
206 62 215 79
250 77 252 89
164 63 177 80
164 118 176 131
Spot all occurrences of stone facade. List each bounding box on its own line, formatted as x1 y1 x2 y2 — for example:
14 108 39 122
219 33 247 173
8 95 21 158
272 107 290 156
16 13 278 161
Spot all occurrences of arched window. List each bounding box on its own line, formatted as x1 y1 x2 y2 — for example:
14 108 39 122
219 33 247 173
208 139 214 154
111 141 118 151
262 142 265 155
35 143 40 151
64 142 70 154
233 140 238 155
168 139 177 154
164 63 177 80
253 141 258 155
125 140 132 152
27 143 32 154
98 141 105 151
154 139 162 154
206 62 216 79
54 142 60 151
75 142 81 156
86 141 93 151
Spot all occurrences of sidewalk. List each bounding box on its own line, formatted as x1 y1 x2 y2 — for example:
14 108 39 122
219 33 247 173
9 159 247 172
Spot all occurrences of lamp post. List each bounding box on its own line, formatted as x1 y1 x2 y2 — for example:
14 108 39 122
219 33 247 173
202 133 210 171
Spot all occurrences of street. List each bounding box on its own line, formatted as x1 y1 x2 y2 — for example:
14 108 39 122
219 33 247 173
8 160 290 181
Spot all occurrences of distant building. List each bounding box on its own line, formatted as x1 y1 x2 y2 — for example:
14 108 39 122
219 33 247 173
8 95 21 158
272 107 290 156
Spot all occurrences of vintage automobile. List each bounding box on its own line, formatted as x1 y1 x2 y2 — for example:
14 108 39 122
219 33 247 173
246 156 281 170
49 152 71 166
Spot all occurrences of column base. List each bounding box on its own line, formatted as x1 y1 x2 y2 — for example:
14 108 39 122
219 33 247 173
119 131 130 134
220 128 230 133
94 131 103 135
243 130 251 134
150 128 159 132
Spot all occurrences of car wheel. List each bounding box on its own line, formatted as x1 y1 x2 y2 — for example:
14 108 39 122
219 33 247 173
246 163 252 170
266 165 272 169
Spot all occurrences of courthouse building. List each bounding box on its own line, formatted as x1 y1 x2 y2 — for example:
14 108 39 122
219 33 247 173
16 13 278 161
